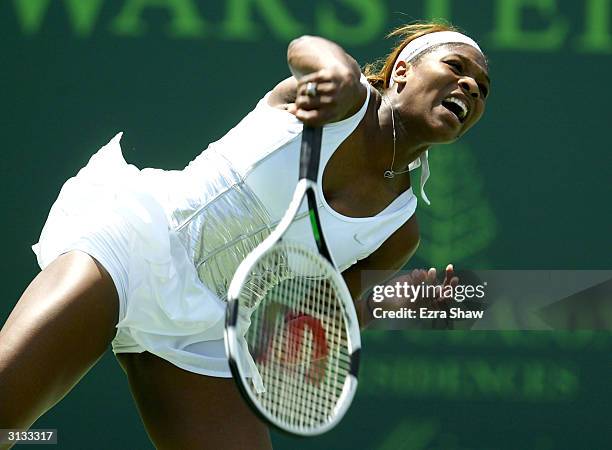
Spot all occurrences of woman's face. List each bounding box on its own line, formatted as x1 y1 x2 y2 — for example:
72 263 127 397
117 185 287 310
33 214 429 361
394 44 490 143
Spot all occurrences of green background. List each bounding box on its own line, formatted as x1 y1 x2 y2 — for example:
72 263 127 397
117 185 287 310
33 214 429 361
1 1 610 448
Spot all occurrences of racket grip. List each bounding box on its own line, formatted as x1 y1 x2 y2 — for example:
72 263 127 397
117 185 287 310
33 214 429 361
299 126 323 181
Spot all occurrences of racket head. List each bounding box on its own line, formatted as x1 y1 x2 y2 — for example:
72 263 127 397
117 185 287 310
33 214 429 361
225 240 361 436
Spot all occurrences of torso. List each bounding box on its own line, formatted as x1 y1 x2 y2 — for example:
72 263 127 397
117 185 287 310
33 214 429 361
177 75 421 286
267 76 420 270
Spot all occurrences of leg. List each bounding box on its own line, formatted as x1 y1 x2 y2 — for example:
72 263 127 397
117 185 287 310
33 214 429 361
0 251 120 429
117 352 273 450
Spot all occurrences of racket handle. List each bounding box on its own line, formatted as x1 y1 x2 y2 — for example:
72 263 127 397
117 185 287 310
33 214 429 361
299 126 323 181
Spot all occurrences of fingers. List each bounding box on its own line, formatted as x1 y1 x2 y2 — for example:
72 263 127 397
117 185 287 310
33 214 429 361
296 79 335 98
293 87 338 126
426 268 437 285
290 69 348 126
443 264 455 286
410 268 426 284
447 263 460 289
295 72 334 108
291 104 333 127
422 265 459 304
286 103 297 115
410 265 457 286
294 91 336 112
297 70 334 90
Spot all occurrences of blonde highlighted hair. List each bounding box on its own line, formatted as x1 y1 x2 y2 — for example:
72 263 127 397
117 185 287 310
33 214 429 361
364 21 462 90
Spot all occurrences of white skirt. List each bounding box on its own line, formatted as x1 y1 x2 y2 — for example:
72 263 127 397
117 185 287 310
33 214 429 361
32 133 270 377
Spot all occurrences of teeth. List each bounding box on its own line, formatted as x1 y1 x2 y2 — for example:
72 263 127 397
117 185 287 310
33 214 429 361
446 97 468 120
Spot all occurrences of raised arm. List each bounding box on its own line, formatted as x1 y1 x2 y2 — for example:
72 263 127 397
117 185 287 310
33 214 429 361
268 35 366 126
287 35 360 79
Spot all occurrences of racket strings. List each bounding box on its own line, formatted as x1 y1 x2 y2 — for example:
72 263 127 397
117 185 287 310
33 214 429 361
239 243 352 430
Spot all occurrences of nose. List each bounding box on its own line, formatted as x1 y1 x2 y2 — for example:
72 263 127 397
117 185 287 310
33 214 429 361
459 77 479 99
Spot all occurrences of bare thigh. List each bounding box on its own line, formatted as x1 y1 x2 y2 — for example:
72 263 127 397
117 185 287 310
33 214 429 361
117 352 272 450
0 251 120 428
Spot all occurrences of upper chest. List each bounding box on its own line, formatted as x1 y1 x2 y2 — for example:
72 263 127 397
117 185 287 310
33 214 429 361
321 103 412 219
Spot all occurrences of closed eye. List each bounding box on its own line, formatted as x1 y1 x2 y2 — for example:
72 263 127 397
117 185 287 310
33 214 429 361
446 60 463 73
446 60 489 99
479 83 489 99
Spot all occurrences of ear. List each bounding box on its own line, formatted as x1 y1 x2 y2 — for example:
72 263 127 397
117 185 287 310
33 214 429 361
391 60 412 85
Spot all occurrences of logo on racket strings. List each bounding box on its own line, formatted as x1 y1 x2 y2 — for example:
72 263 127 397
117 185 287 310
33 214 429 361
252 302 329 385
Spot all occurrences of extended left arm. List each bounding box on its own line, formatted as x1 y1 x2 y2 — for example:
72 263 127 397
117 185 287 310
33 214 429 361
342 215 420 329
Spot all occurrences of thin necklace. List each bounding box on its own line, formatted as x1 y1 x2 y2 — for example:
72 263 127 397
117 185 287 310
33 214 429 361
382 96 410 179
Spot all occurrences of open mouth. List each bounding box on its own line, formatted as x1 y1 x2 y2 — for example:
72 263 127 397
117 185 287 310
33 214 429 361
441 97 468 123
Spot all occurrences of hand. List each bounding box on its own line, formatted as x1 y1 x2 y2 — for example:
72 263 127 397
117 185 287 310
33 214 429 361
405 264 460 330
400 264 459 310
287 66 361 126
367 264 460 329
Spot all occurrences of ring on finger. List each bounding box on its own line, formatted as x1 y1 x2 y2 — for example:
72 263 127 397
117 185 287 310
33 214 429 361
305 82 317 97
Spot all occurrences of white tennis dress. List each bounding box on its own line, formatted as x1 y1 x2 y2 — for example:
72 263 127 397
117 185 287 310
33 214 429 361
32 75 422 377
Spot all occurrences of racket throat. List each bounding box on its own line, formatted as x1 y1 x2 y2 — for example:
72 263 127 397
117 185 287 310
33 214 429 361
305 187 334 265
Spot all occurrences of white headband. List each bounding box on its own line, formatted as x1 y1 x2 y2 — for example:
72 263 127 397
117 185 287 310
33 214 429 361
389 31 482 206
388 31 483 88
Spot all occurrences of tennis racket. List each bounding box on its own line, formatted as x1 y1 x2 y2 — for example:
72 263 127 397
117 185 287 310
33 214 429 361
224 125 361 436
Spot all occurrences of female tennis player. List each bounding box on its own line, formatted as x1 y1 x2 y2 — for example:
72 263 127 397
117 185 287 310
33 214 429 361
0 21 489 449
